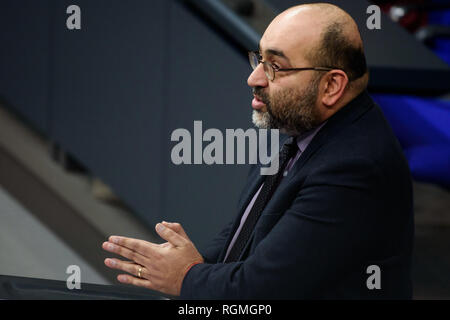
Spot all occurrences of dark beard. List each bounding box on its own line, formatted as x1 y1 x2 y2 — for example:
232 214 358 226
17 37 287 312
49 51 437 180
253 75 322 136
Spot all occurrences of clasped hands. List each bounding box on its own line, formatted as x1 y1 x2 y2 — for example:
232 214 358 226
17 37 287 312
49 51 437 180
102 221 204 296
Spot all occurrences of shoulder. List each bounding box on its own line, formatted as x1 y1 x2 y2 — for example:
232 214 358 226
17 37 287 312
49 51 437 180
317 103 408 174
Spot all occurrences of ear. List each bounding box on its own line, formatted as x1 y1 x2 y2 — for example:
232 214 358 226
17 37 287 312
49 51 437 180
320 70 348 107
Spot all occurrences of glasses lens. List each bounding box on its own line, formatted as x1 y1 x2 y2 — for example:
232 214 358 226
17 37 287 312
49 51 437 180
248 52 259 69
263 62 274 81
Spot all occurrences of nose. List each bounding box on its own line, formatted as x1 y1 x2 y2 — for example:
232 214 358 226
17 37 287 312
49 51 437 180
247 63 268 88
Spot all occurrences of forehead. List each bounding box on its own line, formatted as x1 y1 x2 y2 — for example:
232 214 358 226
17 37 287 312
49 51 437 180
260 10 323 63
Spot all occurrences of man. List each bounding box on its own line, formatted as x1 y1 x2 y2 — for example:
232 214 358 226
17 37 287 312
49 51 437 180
102 3 414 299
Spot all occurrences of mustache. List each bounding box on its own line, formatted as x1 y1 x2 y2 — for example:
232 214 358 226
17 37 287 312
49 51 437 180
252 87 269 105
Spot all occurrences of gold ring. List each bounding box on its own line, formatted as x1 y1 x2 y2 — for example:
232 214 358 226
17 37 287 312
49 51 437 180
137 266 143 278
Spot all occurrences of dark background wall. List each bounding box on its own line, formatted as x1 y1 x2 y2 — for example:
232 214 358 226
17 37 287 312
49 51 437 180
50 0 167 238
0 0 252 250
0 0 52 134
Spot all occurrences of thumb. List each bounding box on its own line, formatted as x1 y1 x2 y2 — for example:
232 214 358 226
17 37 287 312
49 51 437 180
156 223 186 247
162 221 189 239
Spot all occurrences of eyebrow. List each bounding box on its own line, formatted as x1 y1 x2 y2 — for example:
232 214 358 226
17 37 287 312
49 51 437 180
258 44 291 63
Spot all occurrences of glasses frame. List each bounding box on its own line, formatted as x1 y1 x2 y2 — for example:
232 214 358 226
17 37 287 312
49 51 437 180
248 51 342 81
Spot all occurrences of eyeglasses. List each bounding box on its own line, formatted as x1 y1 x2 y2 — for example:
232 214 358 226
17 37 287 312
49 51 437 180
248 51 341 81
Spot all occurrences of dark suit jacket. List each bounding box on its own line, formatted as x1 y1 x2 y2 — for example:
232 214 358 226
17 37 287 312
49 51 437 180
180 90 414 299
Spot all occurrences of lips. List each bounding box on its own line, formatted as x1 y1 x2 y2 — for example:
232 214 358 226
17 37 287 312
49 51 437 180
252 94 266 110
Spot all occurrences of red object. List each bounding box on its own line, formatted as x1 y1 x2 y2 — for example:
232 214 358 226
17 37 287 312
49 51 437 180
377 1 428 33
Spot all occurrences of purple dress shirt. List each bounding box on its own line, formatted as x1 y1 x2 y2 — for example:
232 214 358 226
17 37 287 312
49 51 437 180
223 122 326 261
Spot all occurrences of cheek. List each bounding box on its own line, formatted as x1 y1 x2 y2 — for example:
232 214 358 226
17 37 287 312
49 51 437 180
266 86 281 104
269 86 291 106
270 79 297 98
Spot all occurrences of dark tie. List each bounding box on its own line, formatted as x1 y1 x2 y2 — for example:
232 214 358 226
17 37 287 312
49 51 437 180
224 137 298 263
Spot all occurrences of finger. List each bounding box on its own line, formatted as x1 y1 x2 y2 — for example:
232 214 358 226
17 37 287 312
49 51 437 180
102 241 150 266
104 258 161 277
104 258 142 277
162 221 188 239
108 236 159 256
155 223 186 247
117 274 155 290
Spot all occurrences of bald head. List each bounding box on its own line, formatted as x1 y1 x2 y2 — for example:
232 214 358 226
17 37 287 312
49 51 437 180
278 3 363 46
263 3 368 92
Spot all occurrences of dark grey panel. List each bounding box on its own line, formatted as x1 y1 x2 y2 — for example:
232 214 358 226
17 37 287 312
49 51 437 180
0 275 164 299
0 0 51 134
164 1 254 249
50 0 166 224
